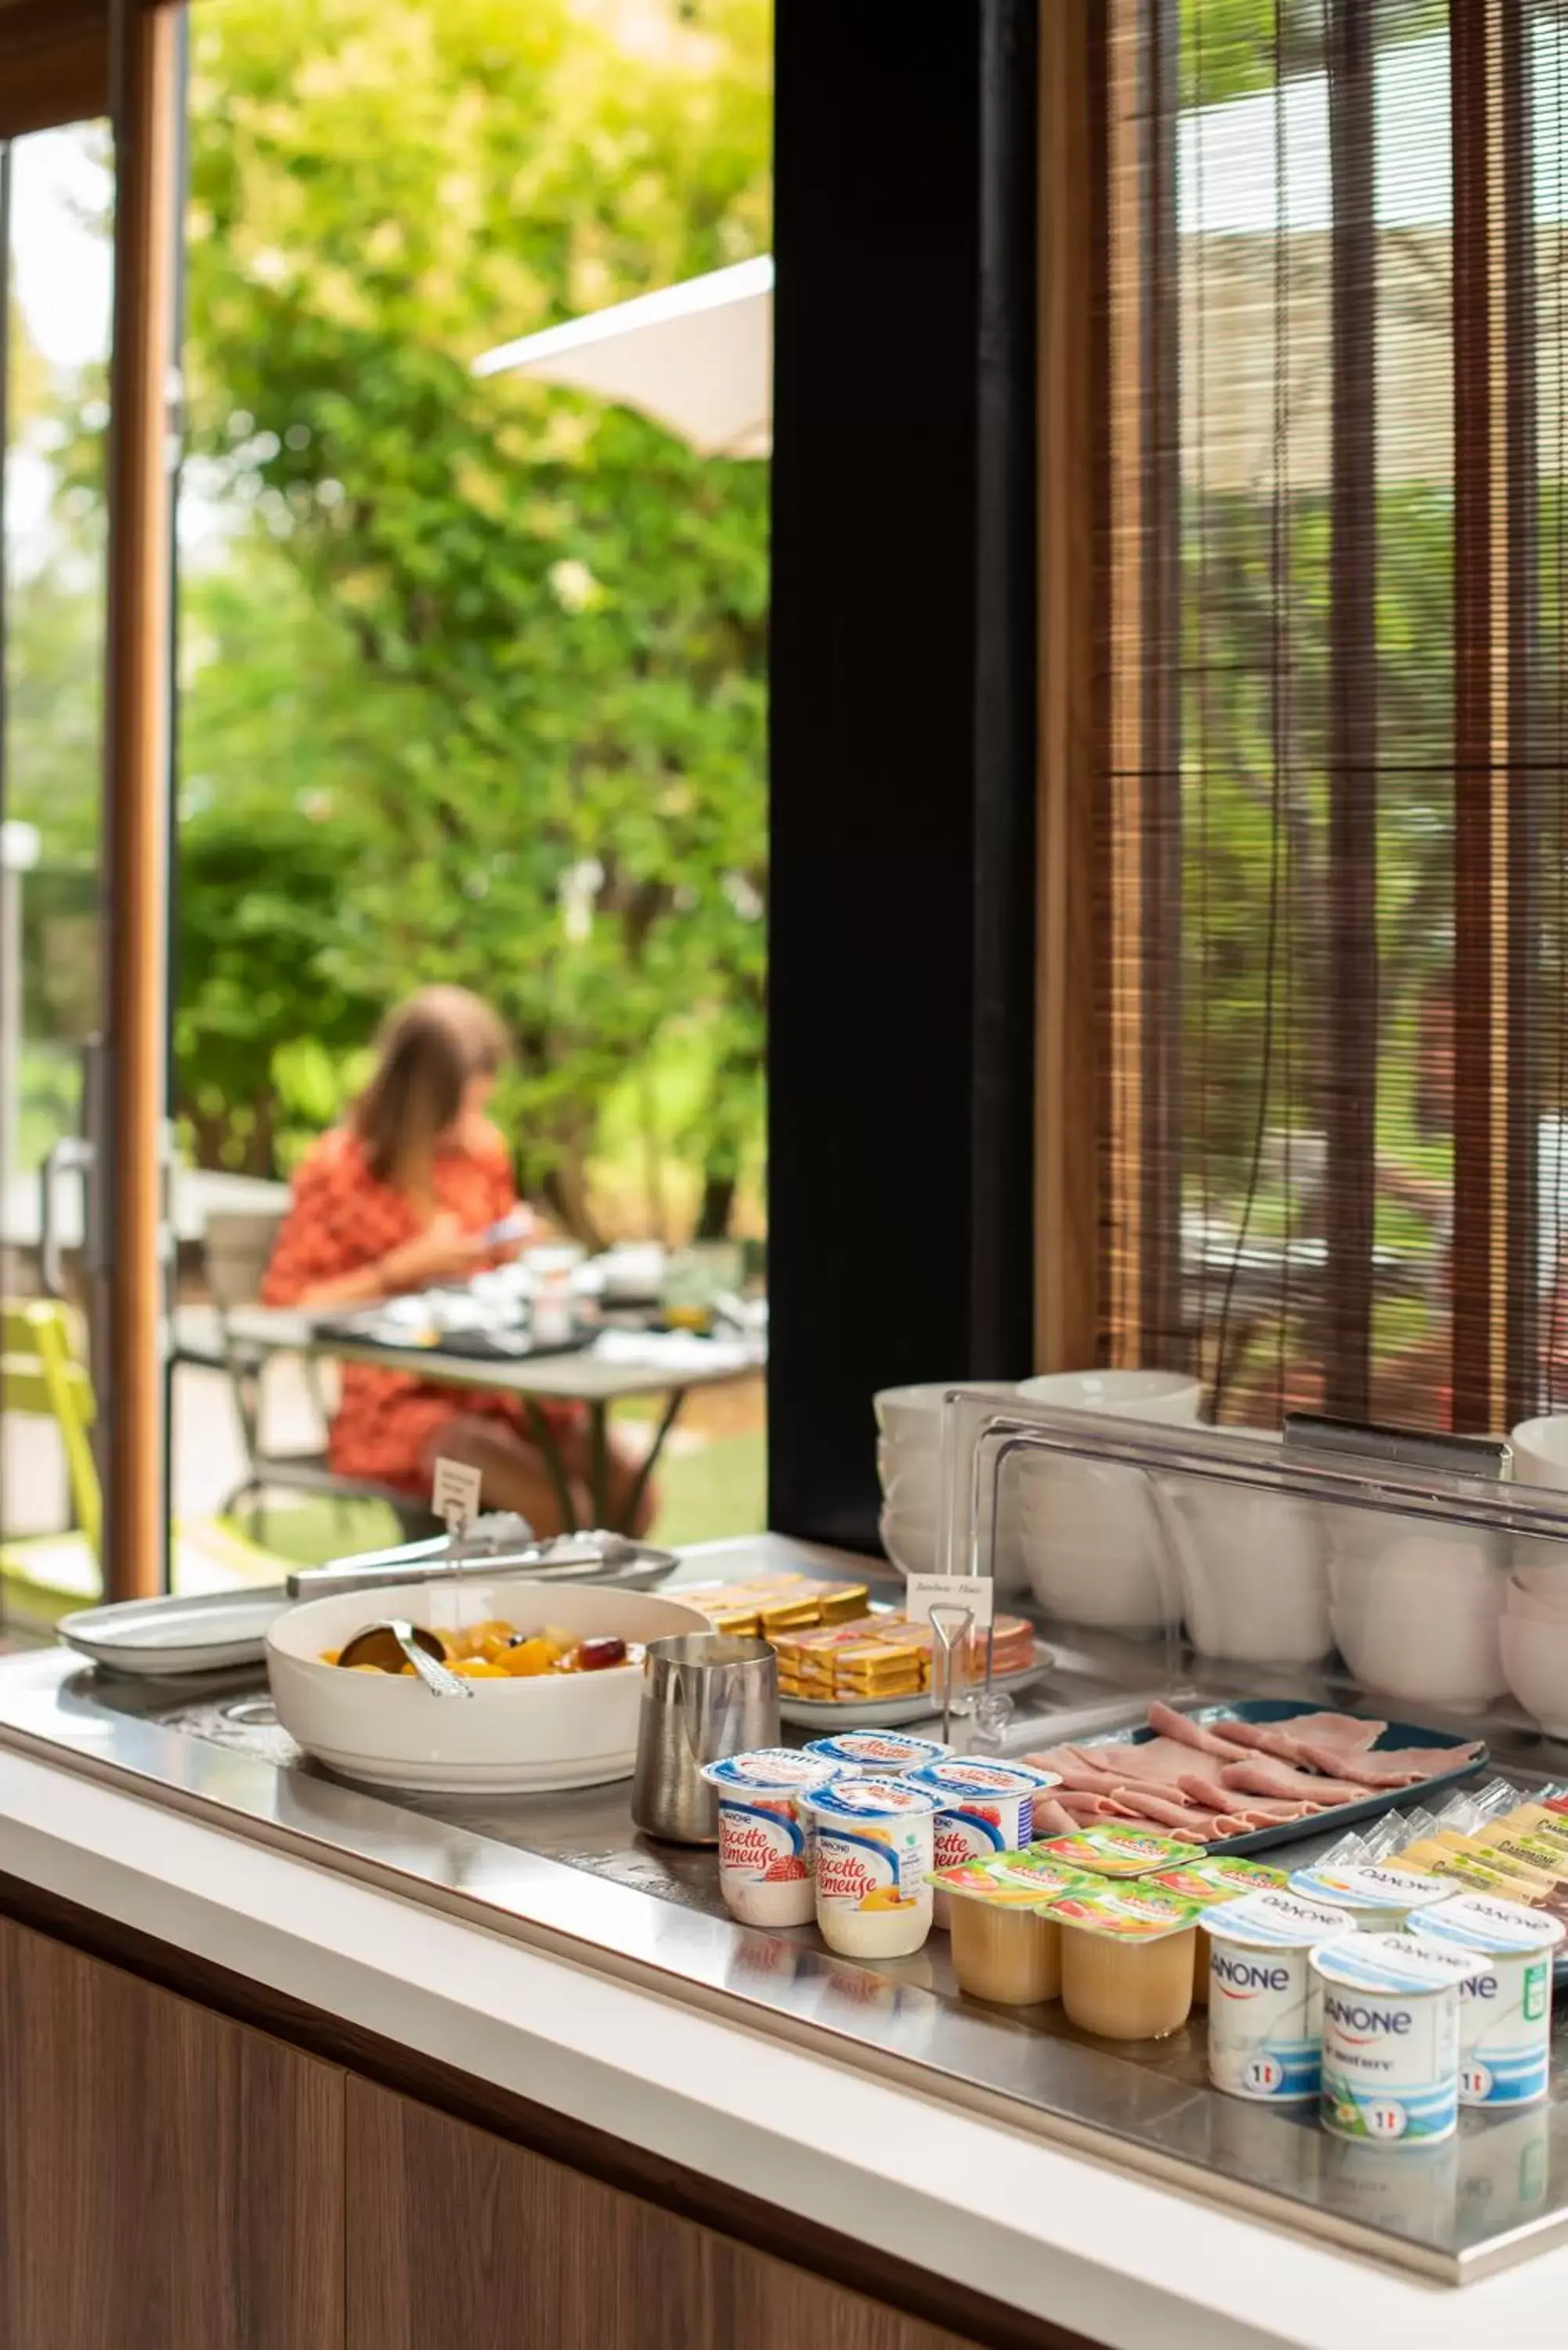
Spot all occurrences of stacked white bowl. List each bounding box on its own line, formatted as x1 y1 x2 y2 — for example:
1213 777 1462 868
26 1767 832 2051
1501 1415 1568 1734
1326 1506 1506 1714
1157 1428 1333 1666
1012 1370 1201 1632
873 1381 1024 1588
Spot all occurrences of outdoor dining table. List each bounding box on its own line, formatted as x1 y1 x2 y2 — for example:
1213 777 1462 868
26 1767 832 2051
220 1304 765 1534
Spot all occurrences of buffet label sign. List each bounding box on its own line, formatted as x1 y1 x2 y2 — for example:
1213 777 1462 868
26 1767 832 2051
432 1455 483 1535
903 1572 995 1630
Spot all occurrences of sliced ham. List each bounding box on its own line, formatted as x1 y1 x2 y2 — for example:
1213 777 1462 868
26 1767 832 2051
1104 1788 1219 1834
1218 1757 1375 1806
1276 1709 1389 1755
1049 1790 1139 1824
1033 1796 1082 1838
1071 1737 1217 1786
1176 1768 1253 1813
1145 1699 1255 1759
1288 1739 1479 1789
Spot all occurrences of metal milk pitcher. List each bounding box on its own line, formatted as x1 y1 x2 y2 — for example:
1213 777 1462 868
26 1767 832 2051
630 1632 779 1843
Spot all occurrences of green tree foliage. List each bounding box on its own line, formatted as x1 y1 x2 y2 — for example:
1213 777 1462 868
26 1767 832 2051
172 0 770 1233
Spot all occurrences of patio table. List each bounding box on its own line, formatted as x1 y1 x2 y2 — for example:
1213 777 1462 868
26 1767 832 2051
222 1304 765 1535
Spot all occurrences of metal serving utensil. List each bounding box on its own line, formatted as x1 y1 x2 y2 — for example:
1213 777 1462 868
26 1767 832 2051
286 1529 672 1602
335 1618 474 1699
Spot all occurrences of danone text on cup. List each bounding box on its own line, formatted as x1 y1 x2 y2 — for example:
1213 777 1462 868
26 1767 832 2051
700 1749 848 1929
1201 1889 1356 2102
800 1776 943 1959
1312 1930 1481 2147
802 1730 950 1779
1416 1894 1566 2108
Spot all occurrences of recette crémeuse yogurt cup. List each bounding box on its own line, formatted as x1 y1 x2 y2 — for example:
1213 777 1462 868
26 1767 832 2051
1201 1889 1356 2102
1312 1929 1481 2146
900 1755 1062 1926
699 1748 849 1928
1287 1861 1451 1932
799 1775 943 1958
1415 1893 1566 2108
1147 1855 1285 2006
925 1851 1095 2004
1043 1885 1204 2040
802 1730 951 1780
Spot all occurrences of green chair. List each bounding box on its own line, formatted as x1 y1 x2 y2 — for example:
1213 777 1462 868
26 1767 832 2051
1 1299 286 1616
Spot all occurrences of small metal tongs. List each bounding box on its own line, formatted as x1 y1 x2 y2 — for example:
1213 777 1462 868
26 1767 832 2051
285 1523 666 1601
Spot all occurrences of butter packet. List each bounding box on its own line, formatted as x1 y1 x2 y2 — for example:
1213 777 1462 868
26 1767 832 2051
1035 1824 1205 1880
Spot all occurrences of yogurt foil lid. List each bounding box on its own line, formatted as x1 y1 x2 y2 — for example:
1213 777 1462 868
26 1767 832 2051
702 1749 846 1793
1148 1856 1283 1905
927 1852 1094 1906
1201 1888 1356 1947
1043 1886 1203 1943
803 1731 950 1772
1417 1892 1567 1958
1037 1824 1205 1878
1310 1929 1484 1994
903 1757 1061 1799
802 1776 943 1822
1288 1862 1451 1914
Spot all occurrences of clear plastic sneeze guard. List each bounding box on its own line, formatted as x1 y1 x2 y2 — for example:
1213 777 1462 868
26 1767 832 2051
936 1387 1568 1749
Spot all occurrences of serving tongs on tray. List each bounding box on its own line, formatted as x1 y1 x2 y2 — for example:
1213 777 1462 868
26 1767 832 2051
285 1513 677 1601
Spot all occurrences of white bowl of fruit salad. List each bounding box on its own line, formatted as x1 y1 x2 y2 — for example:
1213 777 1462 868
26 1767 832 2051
267 1577 710 1792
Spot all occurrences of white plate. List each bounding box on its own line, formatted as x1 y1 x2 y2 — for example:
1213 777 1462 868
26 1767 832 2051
779 1648 1050 1730
59 1587 292 1677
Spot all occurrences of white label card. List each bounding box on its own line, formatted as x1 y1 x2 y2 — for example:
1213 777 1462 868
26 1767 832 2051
903 1573 995 1632
431 1456 483 1536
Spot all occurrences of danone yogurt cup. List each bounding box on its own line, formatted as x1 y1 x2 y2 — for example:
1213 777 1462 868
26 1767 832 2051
1202 1889 1356 2102
901 1757 1062 1926
1036 1824 1205 1882
1288 1862 1451 1932
803 1730 951 1780
926 1852 1094 2005
1415 1894 1566 2108
1044 1885 1203 2041
1147 1856 1285 2006
800 1776 943 1958
700 1749 847 1929
1313 1930 1480 2147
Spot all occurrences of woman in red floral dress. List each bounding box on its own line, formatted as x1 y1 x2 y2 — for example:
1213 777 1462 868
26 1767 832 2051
262 987 652 1535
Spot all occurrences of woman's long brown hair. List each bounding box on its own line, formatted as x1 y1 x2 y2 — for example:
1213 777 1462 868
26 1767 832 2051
352 987 508 1190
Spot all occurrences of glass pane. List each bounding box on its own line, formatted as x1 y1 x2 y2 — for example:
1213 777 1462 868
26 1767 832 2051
0 122 112 1577
173 2 770 1567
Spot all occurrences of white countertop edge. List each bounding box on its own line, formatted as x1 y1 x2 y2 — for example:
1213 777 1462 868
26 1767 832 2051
0 1744 1562 2350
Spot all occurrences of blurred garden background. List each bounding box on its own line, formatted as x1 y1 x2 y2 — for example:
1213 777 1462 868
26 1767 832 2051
5 0 772 1552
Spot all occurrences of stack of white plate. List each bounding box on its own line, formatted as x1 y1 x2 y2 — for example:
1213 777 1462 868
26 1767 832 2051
1013 1370 1201 1632
1157 1428 1333 1666
1502 1415 1568 1733
873 1380 1024 1587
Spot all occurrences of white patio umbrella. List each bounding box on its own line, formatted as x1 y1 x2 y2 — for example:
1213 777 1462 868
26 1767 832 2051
471 254 773 458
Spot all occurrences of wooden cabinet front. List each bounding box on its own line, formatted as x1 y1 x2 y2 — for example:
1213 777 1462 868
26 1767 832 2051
0 1918 345 2350
345 2077 984 2350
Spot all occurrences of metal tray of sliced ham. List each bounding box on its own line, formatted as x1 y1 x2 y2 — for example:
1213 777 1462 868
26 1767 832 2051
1025 1698 1487 1856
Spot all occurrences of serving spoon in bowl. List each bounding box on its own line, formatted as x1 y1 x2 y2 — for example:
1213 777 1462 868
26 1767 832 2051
336 1618 473 1698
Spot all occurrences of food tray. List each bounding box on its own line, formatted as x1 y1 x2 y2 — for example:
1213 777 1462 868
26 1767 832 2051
1075 1698 1487 1856
779 1645 1050 1730
313 1307 593 1361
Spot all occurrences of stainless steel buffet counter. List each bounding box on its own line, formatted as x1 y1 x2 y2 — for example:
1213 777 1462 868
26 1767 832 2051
4 1574 1568 2298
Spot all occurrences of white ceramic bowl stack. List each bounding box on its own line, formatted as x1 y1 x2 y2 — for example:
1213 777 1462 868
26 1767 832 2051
873 1381 1024 1589
1325 1511 1507 1714
1501 1415 1568 1734
1157 1429 1333 1666
1012 1371 1201 1633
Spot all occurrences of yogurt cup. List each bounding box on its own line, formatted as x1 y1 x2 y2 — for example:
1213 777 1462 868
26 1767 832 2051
1147 1856 1285 2006
1202 1889 1356 2102
1312 1930 1479 2146
1036 1824 1205 1881
700 1749 848 1928
800 1776 943 1958
926 1852 1094 2004
803 1730 951 1780
1288 1861 1451 1932
1044 1885 1202 2041
1416 1893 1566 2108
901 1757 1062 1925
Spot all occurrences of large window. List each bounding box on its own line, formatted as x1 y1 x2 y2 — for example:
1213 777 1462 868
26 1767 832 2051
1097 0 1568 1434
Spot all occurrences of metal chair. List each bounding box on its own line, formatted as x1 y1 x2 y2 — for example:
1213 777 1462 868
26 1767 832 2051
199 1210 439 1546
